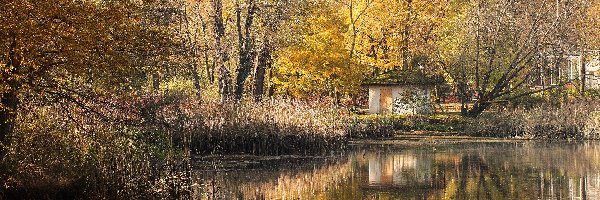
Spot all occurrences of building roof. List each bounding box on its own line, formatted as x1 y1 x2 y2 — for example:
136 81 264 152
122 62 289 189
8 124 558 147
362 69 444 86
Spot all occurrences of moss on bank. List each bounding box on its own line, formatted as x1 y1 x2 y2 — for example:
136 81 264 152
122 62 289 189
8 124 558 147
349 114 467 138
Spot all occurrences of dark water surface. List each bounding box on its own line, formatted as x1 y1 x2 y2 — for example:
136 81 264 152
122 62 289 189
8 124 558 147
194 140 600 199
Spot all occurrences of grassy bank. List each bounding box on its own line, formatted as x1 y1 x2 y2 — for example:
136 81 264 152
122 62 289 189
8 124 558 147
349 114 467 138
186 98 349 155
132 93 349 155
351 101 600 140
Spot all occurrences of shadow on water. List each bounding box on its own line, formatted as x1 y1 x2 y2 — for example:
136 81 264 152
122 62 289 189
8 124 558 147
194 141 600 199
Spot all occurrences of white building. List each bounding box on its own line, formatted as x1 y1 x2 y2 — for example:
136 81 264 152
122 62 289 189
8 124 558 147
363 70 440 115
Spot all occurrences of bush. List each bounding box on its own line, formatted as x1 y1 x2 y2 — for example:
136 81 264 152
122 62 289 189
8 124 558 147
0 94 195 199
509 94 546 109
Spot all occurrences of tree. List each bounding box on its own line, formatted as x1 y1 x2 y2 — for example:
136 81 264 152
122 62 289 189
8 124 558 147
0 0 148 157
250 0 307 102
179 0 205 97
272 0 362 98
233 0 258 101
440 0 584 117
341 0 373 61
210 0 233 102
347 0 455 77
577 0 600 49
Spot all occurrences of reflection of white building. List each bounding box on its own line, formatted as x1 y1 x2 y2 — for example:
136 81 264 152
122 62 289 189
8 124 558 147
368 158 381 185
588 174 600 198
541 173 600 199
367 153 432 187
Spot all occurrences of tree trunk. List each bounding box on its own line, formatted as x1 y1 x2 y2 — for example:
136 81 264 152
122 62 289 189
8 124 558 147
581 51 586 95
191 62 202 97
349 0 355 60
254 41 271 102
204 47 213 84
465 101 489 118
267 67 275 97
0 91 17 158
218 66 232 102
152 72 161 92
212 0 231 102
234 39 255 100
2 35 20 157
458 80 469 115
198 12 214 84
233 0 256 101
401 0 412 70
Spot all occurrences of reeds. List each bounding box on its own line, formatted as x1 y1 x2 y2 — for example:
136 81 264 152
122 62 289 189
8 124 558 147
1 98 193 199
185 98 350 155
466 101 600 139
1 92 352 198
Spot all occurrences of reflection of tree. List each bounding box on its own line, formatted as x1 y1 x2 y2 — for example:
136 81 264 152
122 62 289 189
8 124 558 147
355 142 600 199
442 142 600 199
452 154 507 199
194 142 600 199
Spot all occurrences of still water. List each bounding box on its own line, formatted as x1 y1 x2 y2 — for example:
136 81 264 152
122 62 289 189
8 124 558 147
194 140 600 199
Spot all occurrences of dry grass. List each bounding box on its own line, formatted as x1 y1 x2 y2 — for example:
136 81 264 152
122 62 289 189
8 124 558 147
0 92 351 198
466 101 600 139
188 98 349 155
1 98 193 199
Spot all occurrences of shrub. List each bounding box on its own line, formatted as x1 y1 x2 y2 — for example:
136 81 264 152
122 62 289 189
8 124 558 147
0 94 194 199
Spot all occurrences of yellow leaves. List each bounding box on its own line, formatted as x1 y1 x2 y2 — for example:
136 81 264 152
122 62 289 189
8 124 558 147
270 0 381 98
159 76 196 96
349 0 464 70
581 1 600 48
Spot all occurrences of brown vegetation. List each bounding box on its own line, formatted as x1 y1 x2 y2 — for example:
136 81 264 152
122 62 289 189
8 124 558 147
465 101 600 139
0 92 350 199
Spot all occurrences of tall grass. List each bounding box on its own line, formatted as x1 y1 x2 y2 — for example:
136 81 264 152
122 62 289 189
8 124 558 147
0 92 351 198
466 101 600 139
189 98 349 155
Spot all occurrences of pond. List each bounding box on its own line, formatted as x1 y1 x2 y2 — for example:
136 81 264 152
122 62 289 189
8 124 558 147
193 138 600 199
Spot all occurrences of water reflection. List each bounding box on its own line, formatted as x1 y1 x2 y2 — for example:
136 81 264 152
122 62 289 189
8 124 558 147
195 141 600 199
367 153 434 187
